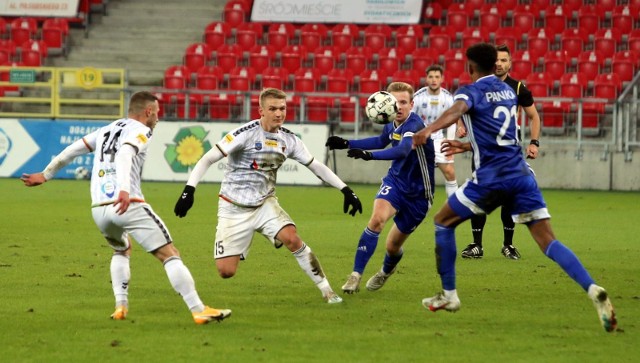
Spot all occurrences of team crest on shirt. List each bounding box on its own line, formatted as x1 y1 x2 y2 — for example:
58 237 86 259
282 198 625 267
255 142 262 150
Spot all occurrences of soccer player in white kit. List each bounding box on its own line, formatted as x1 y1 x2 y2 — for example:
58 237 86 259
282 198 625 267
412 64 459 197
21 91 230 324
174 88 363 304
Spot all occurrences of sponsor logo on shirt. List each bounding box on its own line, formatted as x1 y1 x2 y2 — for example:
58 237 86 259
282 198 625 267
136 133 148 144
224 133 234 143
392 133 401 141
265 139 278 148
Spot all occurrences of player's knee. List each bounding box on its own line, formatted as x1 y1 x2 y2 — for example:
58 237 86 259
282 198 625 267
218 268 236 279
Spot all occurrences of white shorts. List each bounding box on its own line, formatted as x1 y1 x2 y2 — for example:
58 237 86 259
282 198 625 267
433 139 454 165
215 196 294 260
91 203 172 253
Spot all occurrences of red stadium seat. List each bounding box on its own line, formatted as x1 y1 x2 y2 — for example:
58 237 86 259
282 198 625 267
594 73 622 99
330 24 358 52
540 101 568 134
525 72 554 97
248 45 275 73
543 50 568 81
312 46 337 74
577 51 604 80
543 5 568 38
214 44 242 73
447 10 469 32
560 28 588 59
479 4 503 33
377 47 403 75
0 39 17 60
559 73 587 99
183 43 212 73
345 47 370 75
410 48 438 73
42 18 69 56
427 33 451 53
577 5 601 34
224 0 251 13
261 66 289 90
423 2 443 25
396 24 424 47
280 45 308 73
358 70 386 95
612 51 638 82
223 6 245 27
226 66 257 91
594 28 622 58
628 29 640 55
203 22 231 49
20 40 48 66
494 27 523 53
267 23 295 48
234 25 260 49
444 49 466 78
293 68 320 93
305 96 331 123
612 5 637 33
526 28 552 63
461 27 490 49
392 69 420 89
300 23 328 49
511 50 535 80
513 6 538 34
10 18 37 46
326 69 352 93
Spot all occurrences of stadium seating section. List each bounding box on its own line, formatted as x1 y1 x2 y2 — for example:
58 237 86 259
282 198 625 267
157 0 638 129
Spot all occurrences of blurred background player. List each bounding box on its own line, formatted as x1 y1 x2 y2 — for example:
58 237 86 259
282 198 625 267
174 88 362 304
413 43 616 333
412 64 459 198
326 82 435 294
458 44 542 260
21 91 230 324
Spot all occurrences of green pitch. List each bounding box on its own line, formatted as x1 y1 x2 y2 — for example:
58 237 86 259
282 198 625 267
0 179 637 362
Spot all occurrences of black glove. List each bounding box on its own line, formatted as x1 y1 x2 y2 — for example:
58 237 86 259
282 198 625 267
347 149 373 160
325 136 349 150
174 185 195 218
341 186 363 217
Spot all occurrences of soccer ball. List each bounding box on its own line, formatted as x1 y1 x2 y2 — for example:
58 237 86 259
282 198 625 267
365 91 398 124
74 166 90 180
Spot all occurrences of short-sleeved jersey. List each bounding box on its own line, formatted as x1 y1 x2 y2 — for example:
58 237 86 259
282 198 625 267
454 75 532 185
504 75 534 108
379 113 435 200
412 86 454 140
83 118 152 207
216 120 314 207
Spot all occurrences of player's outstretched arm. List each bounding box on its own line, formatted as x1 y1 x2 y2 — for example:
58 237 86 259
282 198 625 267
306 159 363 217
22 138 91 186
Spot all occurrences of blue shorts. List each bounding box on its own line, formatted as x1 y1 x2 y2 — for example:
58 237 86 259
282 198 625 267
449 175 551 224
376 177 430 234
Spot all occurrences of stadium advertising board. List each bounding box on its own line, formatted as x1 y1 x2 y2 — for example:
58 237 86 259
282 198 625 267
142 122 327 185
0 0 79 17
0 119 107 179
250 0 422 24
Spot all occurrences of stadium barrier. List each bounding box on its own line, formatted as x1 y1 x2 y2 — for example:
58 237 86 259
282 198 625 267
0 66 126 120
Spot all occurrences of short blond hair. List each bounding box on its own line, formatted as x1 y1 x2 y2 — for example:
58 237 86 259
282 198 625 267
259 88 286 107
387 82 415 100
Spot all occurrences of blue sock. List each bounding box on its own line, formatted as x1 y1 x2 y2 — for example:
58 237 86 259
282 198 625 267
435 224 456 290
545 240 595 291
382 248 403 274
353 227 380 274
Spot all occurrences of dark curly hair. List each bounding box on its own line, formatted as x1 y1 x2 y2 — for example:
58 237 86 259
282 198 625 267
466 43 497 74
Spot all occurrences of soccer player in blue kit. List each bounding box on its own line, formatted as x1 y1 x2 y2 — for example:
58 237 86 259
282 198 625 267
326 82 435 294
412 43 617 332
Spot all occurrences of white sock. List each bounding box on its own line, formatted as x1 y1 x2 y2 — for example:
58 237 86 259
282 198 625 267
445 180 458 197
444 289 458 300
293 243 332 295
163 256 205 313
110 254 130 308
